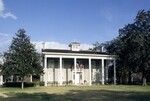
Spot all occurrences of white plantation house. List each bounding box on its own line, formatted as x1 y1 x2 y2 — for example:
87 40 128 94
0 42 117 86
41 42 117 86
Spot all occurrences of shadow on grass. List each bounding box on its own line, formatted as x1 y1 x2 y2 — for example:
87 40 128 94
0 90 150 101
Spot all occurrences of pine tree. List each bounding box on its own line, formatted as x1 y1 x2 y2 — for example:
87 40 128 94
2 29 43 89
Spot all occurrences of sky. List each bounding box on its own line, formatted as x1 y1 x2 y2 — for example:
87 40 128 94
0 0 150 52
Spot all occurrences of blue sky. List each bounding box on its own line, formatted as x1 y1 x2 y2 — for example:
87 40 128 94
0 0 150 52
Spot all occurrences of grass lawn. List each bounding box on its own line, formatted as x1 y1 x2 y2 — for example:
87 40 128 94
0 85 150 101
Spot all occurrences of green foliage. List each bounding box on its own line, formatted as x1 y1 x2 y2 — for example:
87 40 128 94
104 10 150 85
0 53 3 74
89 41 106 52
0 64 2 75
2 29 43 88
91 10 150 85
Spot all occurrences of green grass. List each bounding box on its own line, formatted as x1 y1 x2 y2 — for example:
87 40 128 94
0 85 150 101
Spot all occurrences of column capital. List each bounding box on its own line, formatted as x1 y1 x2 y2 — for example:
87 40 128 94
101 58 105 61
44 55 47 58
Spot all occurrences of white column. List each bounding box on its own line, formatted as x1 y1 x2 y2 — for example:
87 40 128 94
82 70 84 84
74 58 77 85
44 56 47 86
71 66 73 84
106 60 109 84
114 59 116 85
60 57 62 85
89 58 92 85
0 75 3 85
102 59 105 85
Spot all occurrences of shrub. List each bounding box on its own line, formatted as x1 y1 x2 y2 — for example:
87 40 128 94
39 81 44 86
25 82 36 87
84 80 87 83
69 80 72 84
3 82 36 88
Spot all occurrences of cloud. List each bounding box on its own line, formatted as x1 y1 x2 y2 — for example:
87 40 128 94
0 33 11 52
0 0 17 19
0 39 93 53
32 41 93 52
2 12 17 19
33 41 69 52
0 33 8 37
80 44 93 50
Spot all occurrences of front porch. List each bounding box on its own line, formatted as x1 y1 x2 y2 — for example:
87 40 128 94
41 57 116 86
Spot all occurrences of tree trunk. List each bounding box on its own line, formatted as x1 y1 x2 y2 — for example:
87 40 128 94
142 71 147 86
21 77 24 89
128 71 132 85
21 81 24 89
142 77 147 86
118 76 120 84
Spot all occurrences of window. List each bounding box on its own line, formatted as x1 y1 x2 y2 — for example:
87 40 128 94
92 61 96 69
47 60 54 68
73 46 75 49
75 46 77 49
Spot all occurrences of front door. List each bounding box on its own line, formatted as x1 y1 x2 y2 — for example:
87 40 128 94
73 72 83 85
76 72 82 84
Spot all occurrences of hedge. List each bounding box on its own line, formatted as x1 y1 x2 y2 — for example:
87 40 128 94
3 82 36 88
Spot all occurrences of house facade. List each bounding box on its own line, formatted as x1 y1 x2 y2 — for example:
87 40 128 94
41 42 117 86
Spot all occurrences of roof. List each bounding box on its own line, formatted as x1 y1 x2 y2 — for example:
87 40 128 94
69 42 80 47
42 49 108 55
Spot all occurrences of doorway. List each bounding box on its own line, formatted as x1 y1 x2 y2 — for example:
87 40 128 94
73 72 83 85
76 72 82 84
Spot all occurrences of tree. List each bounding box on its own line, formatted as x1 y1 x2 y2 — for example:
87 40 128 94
0 53 3 75
105 10 150 85
133 10 150 85
89 41 106 52
2 29 43 89
118 23 140 84
91 10 150 85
